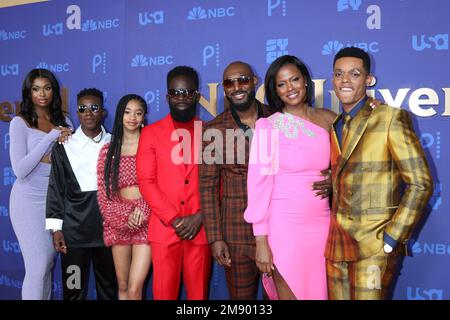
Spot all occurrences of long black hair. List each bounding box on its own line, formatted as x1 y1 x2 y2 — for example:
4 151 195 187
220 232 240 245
19 68 68 128
104 94 148 199
264 55 314 114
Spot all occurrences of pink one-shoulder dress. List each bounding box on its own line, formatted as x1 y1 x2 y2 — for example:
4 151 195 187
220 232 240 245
244 112 330 300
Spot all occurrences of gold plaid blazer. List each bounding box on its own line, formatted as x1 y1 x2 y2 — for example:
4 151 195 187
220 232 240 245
325 99 433 261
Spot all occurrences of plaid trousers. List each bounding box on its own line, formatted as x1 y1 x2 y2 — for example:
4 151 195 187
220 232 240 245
326 247 402 300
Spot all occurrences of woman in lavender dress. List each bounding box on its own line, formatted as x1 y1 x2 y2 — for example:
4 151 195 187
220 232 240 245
9 69 72 300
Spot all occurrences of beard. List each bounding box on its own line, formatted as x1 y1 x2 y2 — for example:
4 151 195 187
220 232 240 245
226 90 256 113
169 101 197 122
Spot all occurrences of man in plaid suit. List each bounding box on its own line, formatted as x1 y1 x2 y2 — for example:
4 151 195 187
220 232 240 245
325 47 433 299
200 61 271 299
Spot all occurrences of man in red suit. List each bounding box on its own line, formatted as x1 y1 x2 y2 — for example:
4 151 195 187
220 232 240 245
136 66 211 299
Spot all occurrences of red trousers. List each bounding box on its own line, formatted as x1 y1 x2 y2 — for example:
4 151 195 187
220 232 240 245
151 241 211 300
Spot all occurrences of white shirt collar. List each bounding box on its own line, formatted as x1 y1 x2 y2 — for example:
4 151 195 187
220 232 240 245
71 125 109 148
64 125 111 192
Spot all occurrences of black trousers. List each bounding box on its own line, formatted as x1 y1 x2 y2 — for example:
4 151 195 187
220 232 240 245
61 246 117 300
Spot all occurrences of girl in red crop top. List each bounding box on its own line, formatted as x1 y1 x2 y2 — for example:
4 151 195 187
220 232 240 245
97 94 151 300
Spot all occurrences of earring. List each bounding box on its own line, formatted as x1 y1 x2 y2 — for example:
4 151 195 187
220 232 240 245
140 123 144 128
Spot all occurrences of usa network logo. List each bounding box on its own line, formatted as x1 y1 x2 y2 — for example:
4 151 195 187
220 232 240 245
187 6 235 20
0 29 26 41
3 240 21 254
412 34 448 51
36 62 70 73
412 241 450 255
138 10 164 26
0 64 19 77
131 54 173 67
407 287 444 300
322 40 379 55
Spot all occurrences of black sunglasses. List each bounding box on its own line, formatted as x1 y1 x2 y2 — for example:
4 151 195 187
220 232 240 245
167 88 198 98
78 104 102 113
222 75 252 89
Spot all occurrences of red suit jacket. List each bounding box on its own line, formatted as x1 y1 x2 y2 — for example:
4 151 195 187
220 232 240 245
136 114 208 245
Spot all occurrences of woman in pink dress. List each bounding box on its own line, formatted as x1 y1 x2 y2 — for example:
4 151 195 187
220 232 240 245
244 55 337 300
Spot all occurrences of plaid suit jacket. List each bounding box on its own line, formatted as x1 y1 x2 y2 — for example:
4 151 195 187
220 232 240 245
325 99 433 261
200 102 271 245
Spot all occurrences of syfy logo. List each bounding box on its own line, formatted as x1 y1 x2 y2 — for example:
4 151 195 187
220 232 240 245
337 0 362 11
0 274 22 289
3 240 21 254
138 10 164 26
42 5 120 37
203 44 220 67
267 0 287 17
131 54 174 67
322 40 379 55
337 1 381 30
36 62 70 73
266 38 288 64
0 30 26 41
412 34 448 51
92 53 107 74
412 242 450 255
145 90 161 113
421 132 441 159
407 287 444 300
187 6 235 20
0 206 8 217
3 167 16 186
0 64 19 77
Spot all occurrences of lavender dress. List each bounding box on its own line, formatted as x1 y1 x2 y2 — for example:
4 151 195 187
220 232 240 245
9 116 72 300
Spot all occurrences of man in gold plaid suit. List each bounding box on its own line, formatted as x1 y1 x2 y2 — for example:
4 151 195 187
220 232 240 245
325 47 433 300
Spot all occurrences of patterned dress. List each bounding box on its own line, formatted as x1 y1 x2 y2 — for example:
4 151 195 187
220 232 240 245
97 143 150 246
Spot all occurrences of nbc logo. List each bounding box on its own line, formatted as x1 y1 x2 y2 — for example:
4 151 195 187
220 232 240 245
322 40 379 55
130 54 173 67
412 241 450 255
322 41 344 55
131 54 149 67
187 6 235 20
188 7 207 20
